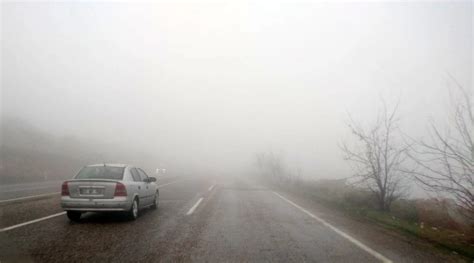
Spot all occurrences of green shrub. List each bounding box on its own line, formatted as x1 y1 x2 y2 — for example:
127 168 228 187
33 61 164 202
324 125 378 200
391 199 419 222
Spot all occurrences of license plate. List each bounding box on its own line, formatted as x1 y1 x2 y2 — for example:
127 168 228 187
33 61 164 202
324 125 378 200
80 188 103 195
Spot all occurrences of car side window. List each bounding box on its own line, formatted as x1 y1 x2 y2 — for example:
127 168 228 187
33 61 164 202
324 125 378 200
130 168 141 182
137 169 148 182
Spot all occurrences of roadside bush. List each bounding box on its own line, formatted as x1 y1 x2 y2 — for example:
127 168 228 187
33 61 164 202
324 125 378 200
391 199 419 222
342 188 377 210
415 199 465 231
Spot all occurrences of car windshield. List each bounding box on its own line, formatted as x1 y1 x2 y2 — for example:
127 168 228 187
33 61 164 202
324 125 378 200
75 166 124 180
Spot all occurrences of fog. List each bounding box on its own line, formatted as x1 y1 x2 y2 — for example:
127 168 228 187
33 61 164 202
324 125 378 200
1 1 472 180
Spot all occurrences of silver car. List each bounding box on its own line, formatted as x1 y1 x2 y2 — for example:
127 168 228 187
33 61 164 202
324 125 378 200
60 164 159 221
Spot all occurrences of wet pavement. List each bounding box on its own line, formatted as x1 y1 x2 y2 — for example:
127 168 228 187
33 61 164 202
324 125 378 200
0 176 466 262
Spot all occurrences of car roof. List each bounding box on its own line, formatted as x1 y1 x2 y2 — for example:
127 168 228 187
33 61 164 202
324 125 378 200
86 163 129 168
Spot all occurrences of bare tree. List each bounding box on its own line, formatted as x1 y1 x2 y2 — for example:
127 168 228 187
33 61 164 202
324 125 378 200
341 101 407 211
254 151 287 184
406 79 473 220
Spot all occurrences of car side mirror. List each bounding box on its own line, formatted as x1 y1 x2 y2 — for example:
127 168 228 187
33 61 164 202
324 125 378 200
145 177 156 183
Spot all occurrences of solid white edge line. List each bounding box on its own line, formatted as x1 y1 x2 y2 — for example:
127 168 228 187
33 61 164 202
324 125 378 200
208 184 215 191
186 197 203 215
0 212 66 233
0 181 63 194
0 192 61 204
272 191 392 263
0 179 188 233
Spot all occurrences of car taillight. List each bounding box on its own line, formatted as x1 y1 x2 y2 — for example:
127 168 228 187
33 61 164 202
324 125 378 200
114 182 127 196
61 182 69 196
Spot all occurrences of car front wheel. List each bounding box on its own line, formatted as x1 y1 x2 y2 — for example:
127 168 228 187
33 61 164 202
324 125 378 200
151 192 158 209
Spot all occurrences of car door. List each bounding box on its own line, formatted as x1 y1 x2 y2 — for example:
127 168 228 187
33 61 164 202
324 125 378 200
130 168 147 206
137 168 155 206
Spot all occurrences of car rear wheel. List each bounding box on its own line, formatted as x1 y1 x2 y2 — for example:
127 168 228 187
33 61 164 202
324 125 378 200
127 198 139 220
151 192 158 209
67 211 82 222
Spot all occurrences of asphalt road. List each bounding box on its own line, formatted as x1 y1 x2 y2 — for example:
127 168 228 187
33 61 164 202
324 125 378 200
0 176 466 262
0 181 62 200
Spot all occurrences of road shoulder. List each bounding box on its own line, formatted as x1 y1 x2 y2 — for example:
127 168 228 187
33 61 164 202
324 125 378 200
277 189 468 262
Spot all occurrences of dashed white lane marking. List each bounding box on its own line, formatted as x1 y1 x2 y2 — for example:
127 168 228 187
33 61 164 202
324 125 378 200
0 180 187 233
273 191 392 263
157 179 186 188
0 192 60 204
208 184 215 191
0 212 66 233
186 197 203 215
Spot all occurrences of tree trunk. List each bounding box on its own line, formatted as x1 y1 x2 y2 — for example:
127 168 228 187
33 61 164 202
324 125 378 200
378 194 389 211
